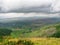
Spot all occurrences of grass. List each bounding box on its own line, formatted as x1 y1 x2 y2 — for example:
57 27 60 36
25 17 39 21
1 38 59 45
0 23 60 45
29 38 60 45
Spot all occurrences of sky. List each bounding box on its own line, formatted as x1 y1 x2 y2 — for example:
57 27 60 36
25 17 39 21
0 0 60 18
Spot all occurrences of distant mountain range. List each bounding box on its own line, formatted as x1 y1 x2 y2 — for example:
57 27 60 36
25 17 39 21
0 17 60 28
0 17 60 38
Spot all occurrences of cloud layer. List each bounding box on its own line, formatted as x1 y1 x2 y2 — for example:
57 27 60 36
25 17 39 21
0 0 60 18
0 0 56 13
0 13 60 19
1 0 60 13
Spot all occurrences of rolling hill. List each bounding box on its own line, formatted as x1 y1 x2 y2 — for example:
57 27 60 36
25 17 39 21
10 23 60 38
0 17 60 38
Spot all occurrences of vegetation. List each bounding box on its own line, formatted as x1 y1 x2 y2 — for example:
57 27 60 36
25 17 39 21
10 23 60 38
0 23 60 38
0 38 34 45
0 38 60 45
0 23 60 45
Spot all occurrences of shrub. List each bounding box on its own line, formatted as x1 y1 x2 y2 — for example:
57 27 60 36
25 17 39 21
17 40 34 45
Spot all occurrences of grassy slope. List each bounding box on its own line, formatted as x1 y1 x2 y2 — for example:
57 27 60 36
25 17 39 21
27 23 60 37
10 23 60 38
0 23 60 45
0 23 60 38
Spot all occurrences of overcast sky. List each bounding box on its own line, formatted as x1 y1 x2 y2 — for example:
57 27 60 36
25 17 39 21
0 0 60 18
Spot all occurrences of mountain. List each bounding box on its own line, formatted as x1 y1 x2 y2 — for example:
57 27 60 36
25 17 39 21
0 17 60 38
0 17 60 28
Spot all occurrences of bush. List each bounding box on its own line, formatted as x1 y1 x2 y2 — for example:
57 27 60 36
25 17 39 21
4 41 16 45
2 40 34 45
17 40 34 45
0 28 12 36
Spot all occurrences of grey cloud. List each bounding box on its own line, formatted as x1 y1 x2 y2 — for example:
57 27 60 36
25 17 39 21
0 0 52 13
0 5 52 14
0 0 60 14
7 5 51 13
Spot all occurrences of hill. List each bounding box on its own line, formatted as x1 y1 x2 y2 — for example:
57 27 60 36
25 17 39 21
10 23 60 38
0 17 60 38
